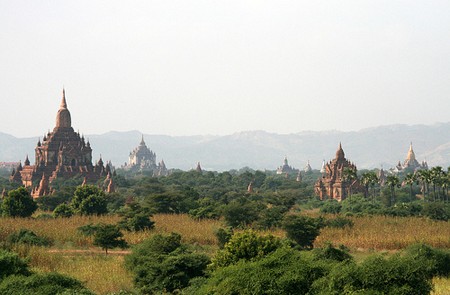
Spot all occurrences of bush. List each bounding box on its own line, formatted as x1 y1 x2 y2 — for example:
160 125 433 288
118 213 155 231
325 216 354 229
282 215 322 249
187 248 329 295
403 243 450 277
7 229 52 247
422 202 450 221
320 200 342 214
93 224 128 254
0 250 30 280
214 227 233 249
312 243 353 262
71 185 107 215
1 187 37 218
53 203 74 218
255 205 288 229
125 233 209 294
340 195 382 215
0 273 94 295
311 254 433 294
211 230 285 268
77 223 100 237
222 200 260 228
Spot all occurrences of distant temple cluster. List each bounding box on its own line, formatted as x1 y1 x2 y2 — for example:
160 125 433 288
276 157 313 175
391 143 428 174
10 90 115 198
124 136 168 176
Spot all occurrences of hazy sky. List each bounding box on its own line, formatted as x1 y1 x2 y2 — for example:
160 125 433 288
1 1 449 138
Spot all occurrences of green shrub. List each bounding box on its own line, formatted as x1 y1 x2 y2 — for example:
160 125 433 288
125 233 209 294
403 243 450 277
7 229 52 247
320 200 342 214
1 187 37 218
0 273 94 295
340 195 382 215
282 215 322 249
312 243 353 262
214 227 233 249
77 223 100 236
222 200 260 228
93 224 128 254
0 250 30 280
255 205 288 229
422 202 450 221
211 230 284 268
188 248 329 295
311 254 433 294
53 203 74 218
71 185 107 215
325 216 354 229
118 213 155 231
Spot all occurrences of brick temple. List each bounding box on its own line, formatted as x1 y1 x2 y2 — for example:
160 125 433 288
10 89 110 197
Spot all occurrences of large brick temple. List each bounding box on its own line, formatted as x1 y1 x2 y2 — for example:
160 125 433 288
314 143 362 201
10 89 110 197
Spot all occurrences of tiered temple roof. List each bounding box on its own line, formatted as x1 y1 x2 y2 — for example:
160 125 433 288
10 89 106 198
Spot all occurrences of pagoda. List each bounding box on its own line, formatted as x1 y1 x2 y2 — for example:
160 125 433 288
10 89 106 198
314 143 362 201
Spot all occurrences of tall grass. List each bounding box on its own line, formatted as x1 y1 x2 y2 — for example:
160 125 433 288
315 215 450 250
17 246 133 295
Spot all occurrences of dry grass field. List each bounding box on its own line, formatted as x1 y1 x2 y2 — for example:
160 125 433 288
1 213 449 294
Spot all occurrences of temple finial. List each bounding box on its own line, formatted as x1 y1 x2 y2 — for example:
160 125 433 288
60 88 67 109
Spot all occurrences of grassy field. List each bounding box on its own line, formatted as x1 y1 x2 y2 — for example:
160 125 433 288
1 213 449 294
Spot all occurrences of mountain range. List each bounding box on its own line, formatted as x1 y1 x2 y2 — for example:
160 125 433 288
1 123 449 171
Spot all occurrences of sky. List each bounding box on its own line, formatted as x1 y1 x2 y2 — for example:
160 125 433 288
1 1 449 138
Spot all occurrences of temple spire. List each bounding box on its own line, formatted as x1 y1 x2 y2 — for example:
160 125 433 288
140 134 145 145
336 142 345 159
55 88 71 128
61 88 67 109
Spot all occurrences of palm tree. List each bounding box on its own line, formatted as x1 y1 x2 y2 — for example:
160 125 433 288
404 172 417 202
417 169 431 201
342 167 358 199
361 171 378 202
430 166 445 201
386 175 400 206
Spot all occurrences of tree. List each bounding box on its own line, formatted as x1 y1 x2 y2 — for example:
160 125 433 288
386 175 400 206
0 249 30 280
125 233 209 294
360 171 378 202
7 229 51 246
404 172 417 202
53 203 74 218
0 272 94 295
211 230 284 268
188 248 327 295
93 224 128 254
222 200 259 228
430 166 445 201
71 185 107 215
1 187 37 217
342 168 358 199
417 169 432 200
282 215 321 249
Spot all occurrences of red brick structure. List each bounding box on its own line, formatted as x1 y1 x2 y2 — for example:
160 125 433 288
314 143 362 202
10 89 106 198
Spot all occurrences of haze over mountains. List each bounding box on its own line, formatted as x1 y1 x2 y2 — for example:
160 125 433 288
1 123 449 172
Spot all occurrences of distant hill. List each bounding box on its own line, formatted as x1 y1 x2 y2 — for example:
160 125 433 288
1 123 449 171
